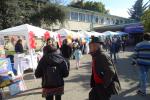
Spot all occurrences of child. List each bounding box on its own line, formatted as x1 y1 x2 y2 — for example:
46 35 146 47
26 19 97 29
74 46 82 70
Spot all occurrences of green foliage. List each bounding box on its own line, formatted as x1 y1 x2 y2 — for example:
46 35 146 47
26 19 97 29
128 0 150 20
141 9 150 32
0 0 66 30
68 0 109 14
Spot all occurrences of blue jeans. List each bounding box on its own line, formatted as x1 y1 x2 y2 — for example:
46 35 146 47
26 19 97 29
138 65 150 94
105 44 109 52
110 52 116 63
67 62 70 70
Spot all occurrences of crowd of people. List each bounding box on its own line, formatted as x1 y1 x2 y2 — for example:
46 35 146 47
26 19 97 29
33 33 150 100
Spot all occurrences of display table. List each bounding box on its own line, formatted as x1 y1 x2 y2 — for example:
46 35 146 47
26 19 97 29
14 55 38 75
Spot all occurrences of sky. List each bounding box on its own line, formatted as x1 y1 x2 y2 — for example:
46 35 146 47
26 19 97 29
62 0 149 18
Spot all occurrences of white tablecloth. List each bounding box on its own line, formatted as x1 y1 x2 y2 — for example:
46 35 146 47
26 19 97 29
14 55 38 75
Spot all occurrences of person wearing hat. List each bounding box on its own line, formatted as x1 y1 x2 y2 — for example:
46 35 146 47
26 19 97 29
89 37 121 100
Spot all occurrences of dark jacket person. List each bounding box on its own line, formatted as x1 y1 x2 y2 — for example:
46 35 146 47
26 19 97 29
15 39 24 53
89 37 121 100
60 39 73 71
35 44 69 100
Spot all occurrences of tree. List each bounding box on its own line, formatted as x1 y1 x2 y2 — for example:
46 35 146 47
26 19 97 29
0 0 66 30
83 1 109 14
68 1 109 14
128 0 150 20
141 9 150 32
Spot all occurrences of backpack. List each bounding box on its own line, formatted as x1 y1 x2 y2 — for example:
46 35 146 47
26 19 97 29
42 57 62 87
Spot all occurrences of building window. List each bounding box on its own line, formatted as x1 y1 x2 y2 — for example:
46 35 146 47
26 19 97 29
99 17 104 24
66 11 70 19
106 18 110 24
124 21 128 23
93 16 98 23
86 14 92 22
111 19 115 25
115 19 119 24
79 13 85 21
120 20 123 24
71 12 78 20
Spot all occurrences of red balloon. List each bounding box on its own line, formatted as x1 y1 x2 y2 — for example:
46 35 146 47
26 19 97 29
34 41 37 45
58 34 61 39
44 31 50 37
29 38 34 43
29 31 35 38
43 36 47 40
30 43 36 49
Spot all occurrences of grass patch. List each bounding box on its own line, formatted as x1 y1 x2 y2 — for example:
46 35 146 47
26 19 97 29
5 50 41 57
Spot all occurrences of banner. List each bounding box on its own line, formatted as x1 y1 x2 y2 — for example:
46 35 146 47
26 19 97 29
0 35 5 46
124 23 145 33
0 58 12 74
8 35 19 47
0 45 6 59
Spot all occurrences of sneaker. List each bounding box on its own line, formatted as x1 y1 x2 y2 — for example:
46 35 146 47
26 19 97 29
137 90 145 96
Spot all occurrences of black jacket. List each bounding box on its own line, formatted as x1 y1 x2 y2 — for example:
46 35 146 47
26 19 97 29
61 44 73 58
90 49 121 93
15 43 24 53
35 52 69 88
109 42 119 53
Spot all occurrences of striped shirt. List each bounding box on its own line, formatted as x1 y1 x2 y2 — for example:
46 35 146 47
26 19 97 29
132 41 150 66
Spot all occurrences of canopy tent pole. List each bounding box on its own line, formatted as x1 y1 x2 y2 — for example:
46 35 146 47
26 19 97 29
25 31 36 81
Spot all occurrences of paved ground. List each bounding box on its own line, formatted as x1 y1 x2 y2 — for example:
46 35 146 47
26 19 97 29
3 46 150 100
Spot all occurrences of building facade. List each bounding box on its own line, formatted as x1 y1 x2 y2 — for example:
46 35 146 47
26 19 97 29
51 6 135 32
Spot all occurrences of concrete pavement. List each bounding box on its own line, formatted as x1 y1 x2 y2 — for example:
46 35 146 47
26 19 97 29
3 46 150 100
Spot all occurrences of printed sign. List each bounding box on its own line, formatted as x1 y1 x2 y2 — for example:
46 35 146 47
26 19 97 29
0 45 6 59
8 35 19 47
124 23 145 33
0 58 12 74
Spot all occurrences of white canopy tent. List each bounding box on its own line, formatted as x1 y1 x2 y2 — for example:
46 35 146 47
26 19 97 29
55 29 75 37
102 31 119 35
0 24 57 80
116 31 129 35
91 31 105 37
79 30 93 38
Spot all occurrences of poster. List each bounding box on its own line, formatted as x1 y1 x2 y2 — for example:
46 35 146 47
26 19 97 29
8 35 19 47
0 58 12 74
124 23 145 33
0 35 5 46
0 45 6 59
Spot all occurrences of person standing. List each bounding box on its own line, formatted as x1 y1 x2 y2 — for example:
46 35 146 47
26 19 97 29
15 39 24 53
43 38 53 55
74 46 82 70
35 45 69 100
132 33 150 96
109 38 119 63
105 37 110 52
122 37 126 52
89 37 121 100
61 39 73 71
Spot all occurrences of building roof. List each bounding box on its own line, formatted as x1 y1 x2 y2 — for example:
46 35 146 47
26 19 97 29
64 6 136 20
93 21 141 29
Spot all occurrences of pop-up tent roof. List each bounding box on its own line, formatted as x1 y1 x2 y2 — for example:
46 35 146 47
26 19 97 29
55 29 75 36
102 31 119 35
0 24 57 81
0 24 57 38
79 30 93 38
91 31 105 37
116 31 129 35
